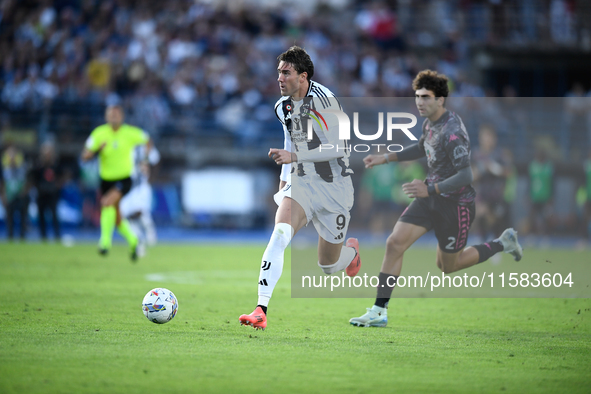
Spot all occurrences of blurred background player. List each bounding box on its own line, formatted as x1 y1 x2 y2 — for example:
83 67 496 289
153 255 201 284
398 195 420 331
350 70 523 328
119 143 160 255
472 125 511 244
30 142 62 242
1 144 29 241
528 145 555 244
577 148 591 245
80 105 152 261
239 46 360 330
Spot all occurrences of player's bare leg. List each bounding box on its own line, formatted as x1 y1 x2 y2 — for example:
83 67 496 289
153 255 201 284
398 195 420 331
100 188 122 208
436 246 476 273
437 228 523 274
240 197 307 330
380 221 428 276
275 197 308 231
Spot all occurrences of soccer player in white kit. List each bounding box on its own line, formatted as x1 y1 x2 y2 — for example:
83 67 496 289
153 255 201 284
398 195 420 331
239 46 362 330
119 144 160 254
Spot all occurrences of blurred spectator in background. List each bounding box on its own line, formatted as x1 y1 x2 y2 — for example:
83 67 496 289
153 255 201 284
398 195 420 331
0 0 590 155
1 0 590 115
577 148 591 244
1 144 29 240
499 86 529 159
563 82 589 159
501 149 518 231
472 125 510 241
30 141 62 241
528 145 555 239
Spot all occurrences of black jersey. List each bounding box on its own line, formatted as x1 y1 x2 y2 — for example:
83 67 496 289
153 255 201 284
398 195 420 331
418 110 476 204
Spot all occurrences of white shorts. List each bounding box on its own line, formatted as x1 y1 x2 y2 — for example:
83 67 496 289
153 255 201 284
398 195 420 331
274 176 354 244
120 182 153 218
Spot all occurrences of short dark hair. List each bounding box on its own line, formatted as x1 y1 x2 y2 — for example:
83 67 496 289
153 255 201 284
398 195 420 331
277 46 314 81
412 70 449 98
106 104 124 113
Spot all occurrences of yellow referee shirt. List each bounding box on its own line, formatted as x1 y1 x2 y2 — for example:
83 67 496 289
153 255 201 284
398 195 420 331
85 124 149 181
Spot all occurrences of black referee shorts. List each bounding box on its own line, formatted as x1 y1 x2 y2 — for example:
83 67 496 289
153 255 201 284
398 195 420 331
100 177 132 197
399 194 475 253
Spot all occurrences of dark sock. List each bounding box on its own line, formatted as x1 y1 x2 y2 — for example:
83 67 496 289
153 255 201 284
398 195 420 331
473 240 504 263
257 305 267 315
374 272 398 308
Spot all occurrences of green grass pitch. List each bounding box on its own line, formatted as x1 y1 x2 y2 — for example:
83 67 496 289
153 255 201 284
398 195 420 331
0 243 589 393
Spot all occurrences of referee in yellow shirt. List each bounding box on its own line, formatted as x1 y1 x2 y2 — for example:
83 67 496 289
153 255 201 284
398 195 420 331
81 105 152 260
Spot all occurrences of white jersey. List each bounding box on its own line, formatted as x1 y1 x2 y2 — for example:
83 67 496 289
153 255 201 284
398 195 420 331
131 145 160 186
120 145 159 218
274 80 353 184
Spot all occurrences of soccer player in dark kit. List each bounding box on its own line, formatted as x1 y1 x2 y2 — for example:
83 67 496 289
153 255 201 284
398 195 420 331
350 70 523 327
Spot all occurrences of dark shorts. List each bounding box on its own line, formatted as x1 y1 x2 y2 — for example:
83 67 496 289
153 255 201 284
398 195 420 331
399 195 475 253
100 177 132 197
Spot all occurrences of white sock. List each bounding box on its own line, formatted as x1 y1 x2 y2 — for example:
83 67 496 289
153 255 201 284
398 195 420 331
128 218 144 242
140 214 157 245
371 305 387 313
257 223 294 307
318 246 356 275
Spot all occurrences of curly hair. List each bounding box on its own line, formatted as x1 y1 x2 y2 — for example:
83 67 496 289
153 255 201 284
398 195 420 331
412 70 449 98
277 46 314 82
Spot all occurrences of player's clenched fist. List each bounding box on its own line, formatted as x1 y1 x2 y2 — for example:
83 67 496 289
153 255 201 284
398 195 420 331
269 148 296 165
402 179 428 198
363 154 387 169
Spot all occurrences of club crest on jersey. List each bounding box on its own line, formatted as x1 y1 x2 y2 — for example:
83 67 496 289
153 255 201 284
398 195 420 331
300 102 311 117
424 142 436 165
453 145 468 159
286 104 292 112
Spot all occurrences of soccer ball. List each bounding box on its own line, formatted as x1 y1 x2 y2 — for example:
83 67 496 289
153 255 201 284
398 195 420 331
142 288 178 324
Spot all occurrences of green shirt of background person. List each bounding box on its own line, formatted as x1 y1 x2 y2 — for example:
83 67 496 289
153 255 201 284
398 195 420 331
361 161 426 206
529 151 554 203
361 163 397 202
392 162 426 205
1 146 27 203
1 145 30 240
576 158 591 207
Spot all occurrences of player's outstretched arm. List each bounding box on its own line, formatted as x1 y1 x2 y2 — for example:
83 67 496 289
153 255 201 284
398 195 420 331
144 138 153 160
363 154 388 169
80 142 105 162
269 148 296 165
80 148 94 162
402 166 473 199
364 142 425 169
